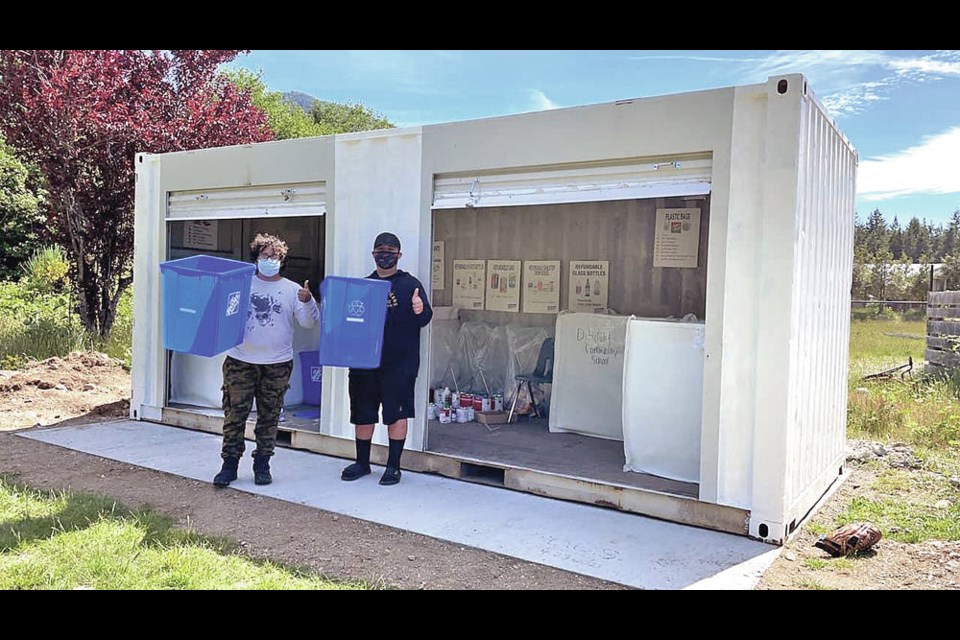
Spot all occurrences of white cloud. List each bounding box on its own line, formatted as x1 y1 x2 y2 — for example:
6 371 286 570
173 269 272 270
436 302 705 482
763 50 960 118
629 50 960 118
819 80 892 117
889 58 960 76
529 89 558 111
858 127 960 200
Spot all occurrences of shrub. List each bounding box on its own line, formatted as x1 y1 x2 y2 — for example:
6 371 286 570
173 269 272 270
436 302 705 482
19 245 69 294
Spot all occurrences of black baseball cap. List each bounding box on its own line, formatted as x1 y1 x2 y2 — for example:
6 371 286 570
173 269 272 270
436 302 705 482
373 232 401 251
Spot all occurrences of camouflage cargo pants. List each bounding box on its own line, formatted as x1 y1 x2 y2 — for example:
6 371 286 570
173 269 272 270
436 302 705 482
221 356 293 460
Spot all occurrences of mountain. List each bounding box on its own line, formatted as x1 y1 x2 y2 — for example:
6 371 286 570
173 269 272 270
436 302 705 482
282 91 319 112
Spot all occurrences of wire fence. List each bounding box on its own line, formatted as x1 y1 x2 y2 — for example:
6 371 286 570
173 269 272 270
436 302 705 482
851 299 928 314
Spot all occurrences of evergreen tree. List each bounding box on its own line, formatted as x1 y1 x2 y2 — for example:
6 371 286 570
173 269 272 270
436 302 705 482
903 217 927 262
941 209 960 260
889 215 903 259
864 209 888 256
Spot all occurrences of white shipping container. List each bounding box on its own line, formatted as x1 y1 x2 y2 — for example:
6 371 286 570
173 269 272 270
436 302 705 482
132 73 856 543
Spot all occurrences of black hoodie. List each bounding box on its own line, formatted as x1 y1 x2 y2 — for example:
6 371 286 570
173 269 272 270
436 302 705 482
361 269 433 373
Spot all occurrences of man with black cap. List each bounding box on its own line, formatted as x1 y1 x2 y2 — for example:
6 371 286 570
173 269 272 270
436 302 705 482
341 231 433 485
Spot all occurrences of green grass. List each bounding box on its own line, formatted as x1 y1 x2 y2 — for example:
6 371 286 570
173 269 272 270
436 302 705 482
837 314 960 546
803 557 828 570
0 282 133 370
830 467 960 543
797 578 833 590
0 476 364 590
847 317 960 451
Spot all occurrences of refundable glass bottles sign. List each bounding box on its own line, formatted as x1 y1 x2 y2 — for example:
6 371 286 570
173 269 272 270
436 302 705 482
568 260 608 313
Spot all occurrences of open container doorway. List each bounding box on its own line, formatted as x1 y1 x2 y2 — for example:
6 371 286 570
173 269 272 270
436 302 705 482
164 214 326 439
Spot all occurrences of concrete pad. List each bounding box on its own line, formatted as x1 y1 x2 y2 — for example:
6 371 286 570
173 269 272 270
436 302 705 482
18 420 779 589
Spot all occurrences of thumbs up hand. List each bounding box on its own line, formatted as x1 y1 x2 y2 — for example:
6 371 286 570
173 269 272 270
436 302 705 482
298 280 312 303
412 287 424 315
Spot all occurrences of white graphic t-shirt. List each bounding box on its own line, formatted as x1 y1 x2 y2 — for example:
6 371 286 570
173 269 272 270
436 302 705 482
226 276 320 365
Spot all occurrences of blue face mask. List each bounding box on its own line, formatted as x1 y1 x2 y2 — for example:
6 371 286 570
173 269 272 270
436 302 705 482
257 258 281 277
374 251 399 270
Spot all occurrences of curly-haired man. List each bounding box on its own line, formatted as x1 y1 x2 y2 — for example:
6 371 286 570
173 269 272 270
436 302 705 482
213 233 319 488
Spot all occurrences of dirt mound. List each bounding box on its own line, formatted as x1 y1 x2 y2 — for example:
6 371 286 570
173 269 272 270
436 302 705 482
0 352 124 393
0 351 130 430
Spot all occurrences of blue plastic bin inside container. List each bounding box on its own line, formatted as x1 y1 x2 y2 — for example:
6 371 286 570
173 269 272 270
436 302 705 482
318 276 391 369
298 350 322 406
159 255 255 357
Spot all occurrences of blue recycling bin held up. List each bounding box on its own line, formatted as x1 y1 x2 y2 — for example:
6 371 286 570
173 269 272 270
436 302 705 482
159 255 255 357
318 276 391 369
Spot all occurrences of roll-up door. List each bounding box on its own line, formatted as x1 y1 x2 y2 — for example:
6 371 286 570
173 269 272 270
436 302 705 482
166 182 327 220
432 156 711 209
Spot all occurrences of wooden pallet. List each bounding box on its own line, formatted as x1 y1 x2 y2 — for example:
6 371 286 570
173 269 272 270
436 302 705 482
927 291 960 369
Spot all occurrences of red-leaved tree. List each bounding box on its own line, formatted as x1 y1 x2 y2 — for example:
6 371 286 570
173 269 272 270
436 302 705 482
0 50 273 336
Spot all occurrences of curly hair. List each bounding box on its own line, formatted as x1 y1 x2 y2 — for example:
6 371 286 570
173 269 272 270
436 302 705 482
249 233 289 262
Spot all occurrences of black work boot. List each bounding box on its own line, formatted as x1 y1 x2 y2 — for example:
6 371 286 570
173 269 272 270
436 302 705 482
252 453 272 486
213 456 240 488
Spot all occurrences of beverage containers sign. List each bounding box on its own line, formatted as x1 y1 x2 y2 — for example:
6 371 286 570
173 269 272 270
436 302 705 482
486 260 521 312
522 260 561 314
452 260 486 310
568 260 608 313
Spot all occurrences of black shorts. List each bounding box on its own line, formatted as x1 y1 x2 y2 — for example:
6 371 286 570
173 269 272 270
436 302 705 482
348 367 417 426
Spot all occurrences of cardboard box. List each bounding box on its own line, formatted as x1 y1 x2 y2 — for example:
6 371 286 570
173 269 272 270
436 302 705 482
476 410 509 425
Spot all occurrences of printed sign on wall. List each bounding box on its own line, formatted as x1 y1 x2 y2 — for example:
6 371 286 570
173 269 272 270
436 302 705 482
432 241 445 290
184 220 218 250
522 260 561 314
568 260 609 312
452 260 486 310
485 260 521 312
653 208 701 268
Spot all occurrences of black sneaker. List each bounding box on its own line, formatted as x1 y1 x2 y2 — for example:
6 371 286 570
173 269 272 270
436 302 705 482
341 462 372 481
379 467 402 486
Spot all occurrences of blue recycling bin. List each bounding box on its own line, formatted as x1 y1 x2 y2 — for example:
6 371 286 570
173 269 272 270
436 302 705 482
298 350 322 406
159 255 255 357
318 276 391 368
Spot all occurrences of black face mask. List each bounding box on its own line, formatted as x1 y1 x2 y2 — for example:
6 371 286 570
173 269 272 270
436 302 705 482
374 251 399 270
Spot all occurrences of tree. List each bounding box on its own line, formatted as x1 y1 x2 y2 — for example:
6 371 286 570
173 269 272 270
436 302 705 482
311 100 393 134
903 217 929 262
943 254 960 291
0 135 43 280
941 210 960 260
888 215 903 260
906 256 934 301
869 247 894 310
927 219 943 261
851 245 869 299
864 209 888 256
0 50 272 337
224 68 326 140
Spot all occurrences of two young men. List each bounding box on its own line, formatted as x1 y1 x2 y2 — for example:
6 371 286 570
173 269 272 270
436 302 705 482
214 231 431 488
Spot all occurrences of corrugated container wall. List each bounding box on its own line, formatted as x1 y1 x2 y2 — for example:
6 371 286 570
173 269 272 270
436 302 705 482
743 79 857 541
783 92 857 531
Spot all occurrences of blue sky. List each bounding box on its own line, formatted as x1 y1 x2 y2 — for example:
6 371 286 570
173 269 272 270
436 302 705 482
234 50 960 226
